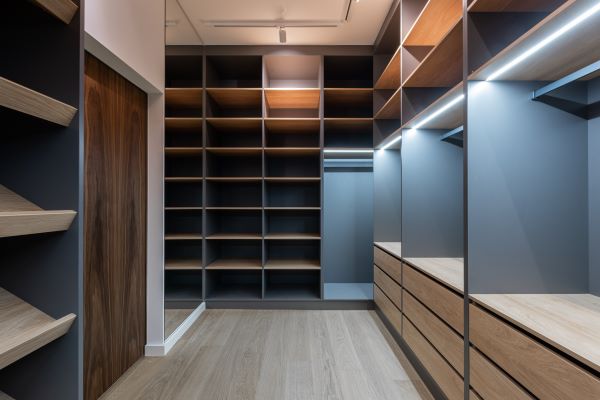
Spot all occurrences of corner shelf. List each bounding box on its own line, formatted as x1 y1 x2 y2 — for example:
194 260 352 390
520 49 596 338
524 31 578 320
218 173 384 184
33 0 79 24
0 287 76 369
0 185 76 238
403 0 462 47
0 77 77 127
375 47 401 90
374 88 401 119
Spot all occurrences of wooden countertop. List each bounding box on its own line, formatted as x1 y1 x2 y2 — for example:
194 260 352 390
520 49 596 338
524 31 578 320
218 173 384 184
471 293 600 373
403 257 464 293
374 242 402 259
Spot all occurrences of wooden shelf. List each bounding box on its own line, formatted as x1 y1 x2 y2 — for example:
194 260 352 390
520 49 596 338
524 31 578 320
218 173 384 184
0 287 76 369
403 0 462 46
265 207 321 211
264 259 321 270
165 88 203 109
403 19 463 87
206 88 262 109
265 233 321 240
206 259 262 270
403 82 463 130
33 0 78 24
165 207 202 211
205 147 262 155
0 185 76 238
206 233 262 240
206 117 262 130
374 88 401 120
165 118 203 131
206 207 262 211
264 118 320 133
471 293 600 373
375 48 401 90
264 177 321 182
403 257 464 293
165 234 203 240
165 259 202 270
374 241 402 259
468 0 566 12
469 0 600 81
265 88 320 110
164 177 203 182
324 88 373 107
165 147 203 155
0 77 77 127
206 177 262 182
264 148 320 155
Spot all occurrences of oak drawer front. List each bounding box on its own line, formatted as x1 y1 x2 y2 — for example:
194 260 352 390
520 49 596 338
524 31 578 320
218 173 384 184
470 304 600 400
374 265 402 311
374 285 402 335
403 264 463 334
470 347 532 400
403 317 464 400
403 290 463 375
373 246 402 284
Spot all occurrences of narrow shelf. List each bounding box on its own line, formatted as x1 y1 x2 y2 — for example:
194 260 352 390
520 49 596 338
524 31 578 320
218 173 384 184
264 177 321 182
165 88 203 110
165 147 203 155
374 88 401 120
374 47 401 90
165 207 203 211
403 19 463 88
164 177 203 182
206 177 262 182
206 233 262 240
165 234 203 240
264 118 320 133
264 148 320 155
264 259 321 270
468 0 566 12
374 241 402 259
469 0 600 81
206 88 262 109
403 0 462 47
264 207 321 211
205 118 262 129
206 259 262 270
33 0 79 24
265 88 320 110
165 259 202 270
0 77 77 127
324 88 373 108
471 293 600 373
265 233 321 240
206 207 262 211
205 147 262 155
0 287 76 369
403 257 464 293
165 118 203 130
402 82 463 130
0 185 76 238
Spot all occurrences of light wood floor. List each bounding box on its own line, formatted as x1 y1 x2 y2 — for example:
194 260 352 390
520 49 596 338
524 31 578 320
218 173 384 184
164 309 193 338
101 310 433 400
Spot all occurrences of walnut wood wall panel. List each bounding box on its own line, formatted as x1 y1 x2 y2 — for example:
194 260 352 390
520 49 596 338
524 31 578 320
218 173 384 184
84 54 147 400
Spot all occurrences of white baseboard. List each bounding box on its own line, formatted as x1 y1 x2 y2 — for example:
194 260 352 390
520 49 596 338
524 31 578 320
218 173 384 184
144 302 206 356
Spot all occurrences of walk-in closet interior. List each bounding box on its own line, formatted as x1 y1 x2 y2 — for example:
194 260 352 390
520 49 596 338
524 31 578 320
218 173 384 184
1 0 599 399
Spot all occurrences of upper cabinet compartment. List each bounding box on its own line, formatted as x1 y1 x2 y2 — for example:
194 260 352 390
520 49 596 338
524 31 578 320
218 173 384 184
206 56 262 88
166 55 203 88
324 56 373 88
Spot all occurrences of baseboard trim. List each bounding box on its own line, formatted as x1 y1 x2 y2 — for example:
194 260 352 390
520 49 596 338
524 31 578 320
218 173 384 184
145 302 206 356
206 300 374 310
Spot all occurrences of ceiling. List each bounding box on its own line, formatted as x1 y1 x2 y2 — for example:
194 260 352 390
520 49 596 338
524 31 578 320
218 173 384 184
166 0 394 46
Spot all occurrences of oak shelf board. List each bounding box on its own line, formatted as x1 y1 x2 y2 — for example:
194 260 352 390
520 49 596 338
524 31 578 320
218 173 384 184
468 0 566 12
402 82 463 130
0 185 76 238
206 207 262 211
206 233 262 240
205 88 262 109
374 88 401 120
471 293 600 373
205 177 262 182
205 147 262 155
165 147 203 155
0 77 77 127
403 257 464 293
264 118 321 134
205 117 262 130
165 118 203 131
0 287 76 369
264 259 321 270
264 88 320 110
264 147 321 155
264 207 321 211
165 259 203 270
264 177 321 182
265 233 321 240
403 0 462 47
323 88 373 108
374 241 402 259
469 0 600 81
206 259 262 270
164 233 203 240
374 47 401 90
165 88 203 110
402 19 463 88
33 0 78 24
164 207 203 211
164 177 203 182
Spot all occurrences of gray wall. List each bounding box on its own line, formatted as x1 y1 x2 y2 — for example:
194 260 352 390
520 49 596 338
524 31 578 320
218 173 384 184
468 81 588 293
401 129 463 257
374 149 402 242
323 165 374 283
589 78 600 296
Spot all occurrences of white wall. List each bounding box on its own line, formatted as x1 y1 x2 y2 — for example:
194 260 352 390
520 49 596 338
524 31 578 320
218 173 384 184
84 0 166 350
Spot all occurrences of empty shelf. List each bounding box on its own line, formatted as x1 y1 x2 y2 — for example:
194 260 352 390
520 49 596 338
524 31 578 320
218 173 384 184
34 0 78 24
165 234 203 240
205 147 262 155
164 177 203 182
0 185 76 238
0 287 76 369
265 88 320 110
265 233 321 240
324 88 373 106
374 88 401 120
265 207 321 211
471 293 600 373
265 148 320 155
403 257 464 293
165 259 203 270
206 259 262 270
374 241 402 259
165 147 203 155
206 118 262 130
375 48 401 90
165 88 203 109
206 207 262 211
165 207 203 211
206 177 262 182
264 177 321 182
206 233 262 240
468 0 565 12
403 0 462 46
206 88 262 109
165 118 203 130
0 77 77 126
265 259 321 270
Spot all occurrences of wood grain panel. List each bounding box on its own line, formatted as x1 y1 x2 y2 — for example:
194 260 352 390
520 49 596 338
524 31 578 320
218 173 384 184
165 88 203 109
374 242 402 259
374 285 402 335
33 0 78 24
374 88 401 119
403 290 463 375
206 88 261 109
403 264 463 334
265 89 320 110
374 266 402 310
403 317 464 400
84 54 147 400
404 0 462 46
470 304 600 399
375 48 401 90
0 184 41 211
374 246 402 284
404 257 464 293
468 0 565 12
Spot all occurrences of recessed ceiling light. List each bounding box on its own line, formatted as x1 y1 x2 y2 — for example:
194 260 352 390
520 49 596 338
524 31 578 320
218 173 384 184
165 20 179 27
279 26 287 44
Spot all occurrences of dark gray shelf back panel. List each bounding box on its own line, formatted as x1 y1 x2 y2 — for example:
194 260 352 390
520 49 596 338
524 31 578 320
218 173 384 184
374 150 402 242
206 240 262 263
589 78 600 295
206 181 262 207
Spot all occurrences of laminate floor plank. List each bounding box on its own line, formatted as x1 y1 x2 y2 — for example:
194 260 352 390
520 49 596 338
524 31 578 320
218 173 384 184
101 310 431 400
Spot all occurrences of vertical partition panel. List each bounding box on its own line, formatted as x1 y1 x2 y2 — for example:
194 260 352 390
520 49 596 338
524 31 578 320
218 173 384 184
374 150 402 242
589 78 600 296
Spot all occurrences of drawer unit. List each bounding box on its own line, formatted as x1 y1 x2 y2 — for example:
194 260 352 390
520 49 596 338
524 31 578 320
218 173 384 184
403 263 463 334
403 289 463 375
470 304 600 399
374 284 402 335
374 265 402 311
373 246 402 284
